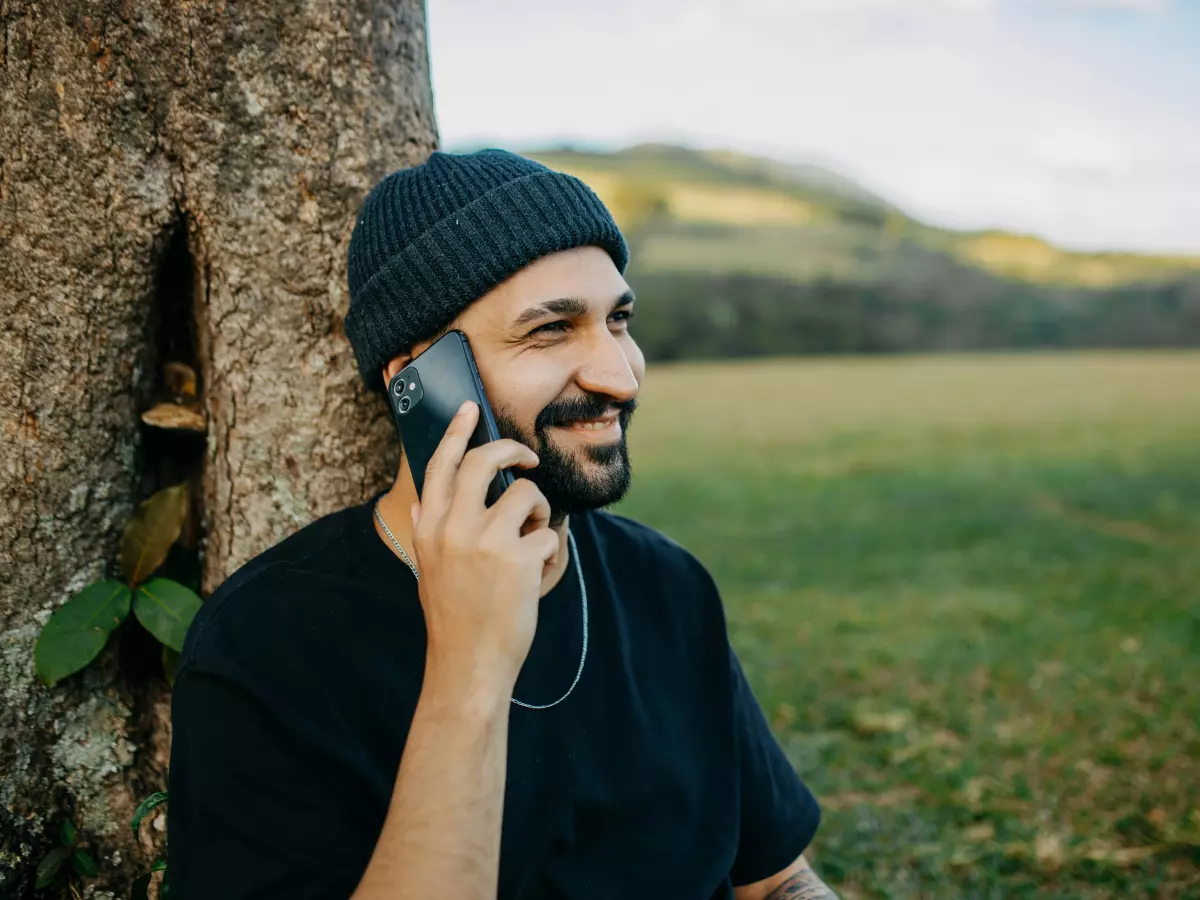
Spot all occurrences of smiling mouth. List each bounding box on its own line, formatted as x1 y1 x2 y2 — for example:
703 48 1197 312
555 415 621 434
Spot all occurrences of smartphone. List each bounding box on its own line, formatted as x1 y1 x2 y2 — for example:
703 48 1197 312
386 329 516 507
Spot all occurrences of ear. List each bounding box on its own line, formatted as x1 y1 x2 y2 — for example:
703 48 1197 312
381 350 413 389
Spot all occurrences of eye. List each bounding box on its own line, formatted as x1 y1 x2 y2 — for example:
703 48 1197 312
610 309 634 325
530 320 570 336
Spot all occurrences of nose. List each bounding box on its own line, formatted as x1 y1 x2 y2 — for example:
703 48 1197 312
575 329 640 404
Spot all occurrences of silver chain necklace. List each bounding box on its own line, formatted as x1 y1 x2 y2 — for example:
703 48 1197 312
373 500 588 709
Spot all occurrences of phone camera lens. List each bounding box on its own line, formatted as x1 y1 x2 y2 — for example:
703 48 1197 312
398 396 411 413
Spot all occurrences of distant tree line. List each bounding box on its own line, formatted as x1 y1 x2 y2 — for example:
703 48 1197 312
626 269 1200 362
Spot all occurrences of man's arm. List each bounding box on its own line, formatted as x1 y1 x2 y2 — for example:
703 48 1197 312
734 854 839 900
352 405 557 900
350 660 514 900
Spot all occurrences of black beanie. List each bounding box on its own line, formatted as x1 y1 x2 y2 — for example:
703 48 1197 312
344 148 629 394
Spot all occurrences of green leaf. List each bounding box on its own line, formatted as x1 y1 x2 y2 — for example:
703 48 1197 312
69 848 98 877
156 542 202 595
60 820 76 847
151 858 167 873
163 645 180 686
131 872 152 900
131 791 170 839
134 579 202 652
35 581 132 686
35 845 71 889
119 483 190 587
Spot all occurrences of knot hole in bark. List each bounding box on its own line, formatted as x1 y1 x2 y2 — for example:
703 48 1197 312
121 210 206 682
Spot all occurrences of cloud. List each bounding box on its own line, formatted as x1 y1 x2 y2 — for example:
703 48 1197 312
428 0 1199 252
715 0 1166 14
1051 0 1168 11
1025 121 1131 176
747 0 996 11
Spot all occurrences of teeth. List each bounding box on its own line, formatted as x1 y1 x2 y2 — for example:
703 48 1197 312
572 420 614 430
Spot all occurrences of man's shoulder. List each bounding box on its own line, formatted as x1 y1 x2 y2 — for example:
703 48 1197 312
179 499 375 671
587 509 716 588
587 510 729 652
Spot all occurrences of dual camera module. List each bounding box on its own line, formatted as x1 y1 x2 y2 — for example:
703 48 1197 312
392 370 423 415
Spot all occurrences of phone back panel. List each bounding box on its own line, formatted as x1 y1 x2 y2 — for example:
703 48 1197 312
387 330 514 507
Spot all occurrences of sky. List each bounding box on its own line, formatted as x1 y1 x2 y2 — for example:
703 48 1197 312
426 0 1200 255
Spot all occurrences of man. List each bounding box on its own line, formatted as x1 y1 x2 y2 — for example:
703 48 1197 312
168 149 834 899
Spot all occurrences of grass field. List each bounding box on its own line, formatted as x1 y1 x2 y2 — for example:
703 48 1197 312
612 350 1200 898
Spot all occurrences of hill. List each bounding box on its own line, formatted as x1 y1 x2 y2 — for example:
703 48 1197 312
523 143 1200 361
531 143 1198 288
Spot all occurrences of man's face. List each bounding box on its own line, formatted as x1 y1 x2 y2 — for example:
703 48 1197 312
402 246 645 521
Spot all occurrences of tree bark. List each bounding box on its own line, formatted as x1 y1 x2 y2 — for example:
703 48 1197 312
0 1 435 895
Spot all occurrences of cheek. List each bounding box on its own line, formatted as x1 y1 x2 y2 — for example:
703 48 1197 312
487 370 563 425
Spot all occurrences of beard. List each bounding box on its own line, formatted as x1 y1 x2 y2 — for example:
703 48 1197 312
493 392 636 523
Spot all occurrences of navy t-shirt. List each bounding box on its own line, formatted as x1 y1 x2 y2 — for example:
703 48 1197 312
168 489 820 898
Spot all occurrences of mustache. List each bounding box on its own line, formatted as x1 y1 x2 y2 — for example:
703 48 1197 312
536 393 638 430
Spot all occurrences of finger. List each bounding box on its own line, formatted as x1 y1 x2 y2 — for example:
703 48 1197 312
420 401 478 516
448 439 539 515
410 501 420 530
520 494 552 538
520 527 561 566
486 479 551 539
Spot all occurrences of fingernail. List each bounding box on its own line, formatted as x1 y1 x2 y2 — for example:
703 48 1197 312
457 401 472 416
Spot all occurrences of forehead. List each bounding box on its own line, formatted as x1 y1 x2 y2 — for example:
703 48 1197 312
465 246 629 325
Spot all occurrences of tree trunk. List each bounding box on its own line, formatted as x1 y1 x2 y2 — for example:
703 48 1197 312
0 1 435 895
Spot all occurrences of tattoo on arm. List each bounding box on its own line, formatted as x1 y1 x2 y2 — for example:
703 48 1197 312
764 860 839 900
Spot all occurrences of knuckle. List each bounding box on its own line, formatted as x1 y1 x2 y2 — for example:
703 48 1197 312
510 479 540 501
467 440 517 470
464 442 495 464
477 532 511 564
511 482 546 513
494 439 530 459
426 519 448 546
436 518 462 544
460 443 490 466
427 445 455 472
445 529 476 556
478 527 506 552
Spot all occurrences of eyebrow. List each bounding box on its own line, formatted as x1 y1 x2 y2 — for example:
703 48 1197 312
511 290 636 330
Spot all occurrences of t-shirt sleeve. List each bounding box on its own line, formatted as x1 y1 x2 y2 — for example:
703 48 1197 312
727 641 822 887
167 664 376 900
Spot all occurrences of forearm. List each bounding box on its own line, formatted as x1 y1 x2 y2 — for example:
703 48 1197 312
764 857 839 900
351 660 515 900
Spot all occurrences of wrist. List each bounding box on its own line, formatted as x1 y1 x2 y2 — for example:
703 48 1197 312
421 651 517 716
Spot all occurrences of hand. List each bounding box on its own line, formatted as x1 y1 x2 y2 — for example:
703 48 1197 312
409 401 558 689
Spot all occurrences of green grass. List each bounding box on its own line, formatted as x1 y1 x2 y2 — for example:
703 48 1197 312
613 350 1200 898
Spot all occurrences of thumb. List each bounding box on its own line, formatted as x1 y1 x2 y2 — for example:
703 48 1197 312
410 501 421 530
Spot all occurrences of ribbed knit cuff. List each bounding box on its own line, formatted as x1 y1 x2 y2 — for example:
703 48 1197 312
344 170 628 394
